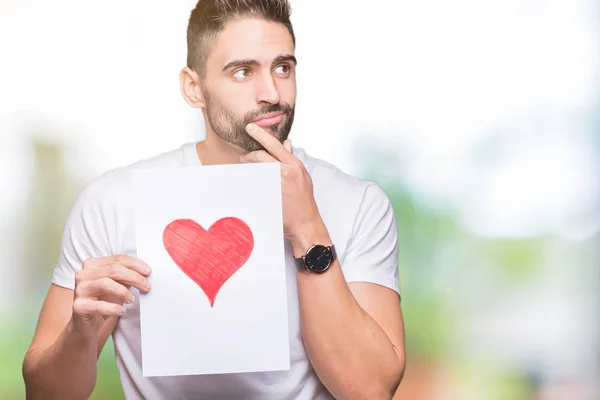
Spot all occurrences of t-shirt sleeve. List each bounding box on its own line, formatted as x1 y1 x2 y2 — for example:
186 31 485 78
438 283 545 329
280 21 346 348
340 182 401 296
52 175 115 290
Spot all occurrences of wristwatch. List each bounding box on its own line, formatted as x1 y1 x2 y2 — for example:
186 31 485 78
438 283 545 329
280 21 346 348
294 244 337 273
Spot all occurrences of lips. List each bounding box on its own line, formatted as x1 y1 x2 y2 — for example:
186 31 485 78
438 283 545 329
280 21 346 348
251 112 284 127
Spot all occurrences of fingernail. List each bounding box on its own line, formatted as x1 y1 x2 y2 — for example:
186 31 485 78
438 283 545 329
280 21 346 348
143 263 151 273
246 123 257 132
127 295 135 304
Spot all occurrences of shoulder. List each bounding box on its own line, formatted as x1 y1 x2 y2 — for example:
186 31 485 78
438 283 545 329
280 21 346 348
294 146 390 206
73 143 191 212
102 143 191 192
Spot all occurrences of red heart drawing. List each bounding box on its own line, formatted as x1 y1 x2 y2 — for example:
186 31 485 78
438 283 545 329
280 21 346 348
163 217 254 307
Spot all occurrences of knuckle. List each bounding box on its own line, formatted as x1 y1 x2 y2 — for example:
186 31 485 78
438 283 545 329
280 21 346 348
107 264 120 278
99 277 113 292
82 258 93 270
74 270 85 285
114 254 126 264
72 299 86 315
74 283 86 298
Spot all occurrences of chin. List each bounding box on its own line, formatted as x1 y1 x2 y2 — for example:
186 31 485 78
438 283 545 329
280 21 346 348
237 120 292 152
269 129 288 143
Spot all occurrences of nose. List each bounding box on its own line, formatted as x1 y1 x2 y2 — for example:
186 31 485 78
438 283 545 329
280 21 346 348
255 71 281 105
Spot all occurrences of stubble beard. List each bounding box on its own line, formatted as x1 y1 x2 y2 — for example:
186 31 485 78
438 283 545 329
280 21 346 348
204 91 295 152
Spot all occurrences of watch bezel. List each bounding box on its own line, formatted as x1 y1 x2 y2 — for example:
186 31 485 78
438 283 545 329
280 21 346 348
304 244 333 273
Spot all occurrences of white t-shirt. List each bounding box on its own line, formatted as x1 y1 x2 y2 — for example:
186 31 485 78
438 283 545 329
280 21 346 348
52 142 400 400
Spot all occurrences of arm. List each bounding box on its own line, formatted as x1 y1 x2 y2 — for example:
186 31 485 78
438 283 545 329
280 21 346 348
241 124 406 399
291 223 406 400
23 176 151 399
23 255 151 400
22 284 118 400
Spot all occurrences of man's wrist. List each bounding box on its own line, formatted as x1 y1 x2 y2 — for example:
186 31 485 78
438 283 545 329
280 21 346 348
67 316 99 343
289 217 331 257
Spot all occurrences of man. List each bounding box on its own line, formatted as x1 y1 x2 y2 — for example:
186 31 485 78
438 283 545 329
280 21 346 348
22 0 406 399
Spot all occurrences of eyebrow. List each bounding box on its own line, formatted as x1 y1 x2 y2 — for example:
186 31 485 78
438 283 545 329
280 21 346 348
222 54 297 72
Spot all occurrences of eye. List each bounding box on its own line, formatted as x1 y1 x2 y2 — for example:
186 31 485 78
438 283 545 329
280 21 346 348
232 68 251 79
274 64 291 75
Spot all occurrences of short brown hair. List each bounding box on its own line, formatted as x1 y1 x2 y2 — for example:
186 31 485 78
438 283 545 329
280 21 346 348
186 0 295 76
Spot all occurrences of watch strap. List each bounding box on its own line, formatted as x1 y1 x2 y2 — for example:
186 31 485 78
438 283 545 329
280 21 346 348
330 244 337 261
294 256 307 272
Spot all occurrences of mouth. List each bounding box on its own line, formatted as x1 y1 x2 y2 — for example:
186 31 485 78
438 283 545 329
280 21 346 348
251 111 284 127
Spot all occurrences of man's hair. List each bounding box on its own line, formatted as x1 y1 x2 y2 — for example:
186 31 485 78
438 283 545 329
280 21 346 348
187 0 295 77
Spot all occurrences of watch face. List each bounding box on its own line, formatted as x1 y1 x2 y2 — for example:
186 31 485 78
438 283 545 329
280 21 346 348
305 245 333 273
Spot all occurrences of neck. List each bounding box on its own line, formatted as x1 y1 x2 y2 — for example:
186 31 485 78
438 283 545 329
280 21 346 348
196 130 247 166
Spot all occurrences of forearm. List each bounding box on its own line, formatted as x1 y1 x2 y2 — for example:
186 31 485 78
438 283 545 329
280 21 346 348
23 320 98 400
292 224 404 400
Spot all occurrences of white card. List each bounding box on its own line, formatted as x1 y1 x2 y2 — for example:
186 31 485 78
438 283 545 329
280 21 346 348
132 162 290 377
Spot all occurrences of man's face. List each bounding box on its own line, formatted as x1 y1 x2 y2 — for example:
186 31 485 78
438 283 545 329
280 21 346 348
200 18 297 152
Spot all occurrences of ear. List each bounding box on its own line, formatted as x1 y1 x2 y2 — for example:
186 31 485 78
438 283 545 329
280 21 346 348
180 67 206 109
